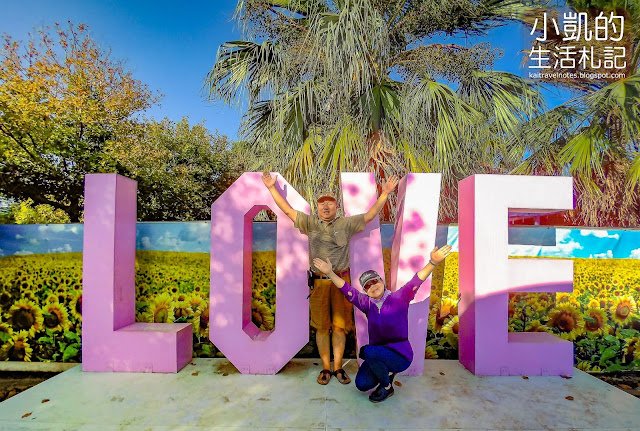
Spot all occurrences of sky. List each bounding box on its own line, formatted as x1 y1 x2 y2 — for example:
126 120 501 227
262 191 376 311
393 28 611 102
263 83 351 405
0 0 574 141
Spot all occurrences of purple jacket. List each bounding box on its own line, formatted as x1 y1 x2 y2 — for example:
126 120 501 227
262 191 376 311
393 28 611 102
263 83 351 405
339 274 424 362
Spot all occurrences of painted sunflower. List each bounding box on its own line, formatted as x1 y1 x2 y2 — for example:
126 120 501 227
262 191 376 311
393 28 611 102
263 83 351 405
171 301 193 321
0 290 13 311
546 305 584 341
0 322 13 358
442 315 459 348
610 295 637 325
3 330 33 362
582 308 609 336
147 293 174 323
69 293 82 321
251 299 274 331
509 292 527 303
533 292 554 309
576 361 591 372
188 294 204 310
428 297 458 333
622 337 640 363
556 293 571 304
586 298 601 309
0 322 13 339
192 303 210 338
41 303 71 332
508 300 518 319
425 345 439 359
525 320 551 333
6 299 43 337
44 294 60 305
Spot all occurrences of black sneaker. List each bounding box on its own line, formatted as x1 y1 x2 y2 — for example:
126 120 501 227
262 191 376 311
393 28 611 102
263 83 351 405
368 384 382 399
369 384 394 403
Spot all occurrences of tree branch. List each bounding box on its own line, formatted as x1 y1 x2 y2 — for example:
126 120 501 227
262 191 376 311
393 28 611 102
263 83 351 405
0 124 39 160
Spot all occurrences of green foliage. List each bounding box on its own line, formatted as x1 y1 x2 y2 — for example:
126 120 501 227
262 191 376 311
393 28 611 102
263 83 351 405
110 118 242 221
10 198 71 224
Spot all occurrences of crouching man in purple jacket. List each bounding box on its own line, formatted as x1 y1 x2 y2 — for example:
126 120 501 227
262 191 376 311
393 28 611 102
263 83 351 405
313 244 452 403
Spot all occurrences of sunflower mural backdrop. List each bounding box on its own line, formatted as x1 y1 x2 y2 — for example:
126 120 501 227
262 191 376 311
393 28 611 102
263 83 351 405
1 222 640 374
0 253 82 362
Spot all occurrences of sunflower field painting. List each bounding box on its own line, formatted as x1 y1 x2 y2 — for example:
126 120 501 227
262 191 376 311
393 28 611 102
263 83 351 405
1 222 640 374
0 253 83 363
0 249 278 362
420 254 640 372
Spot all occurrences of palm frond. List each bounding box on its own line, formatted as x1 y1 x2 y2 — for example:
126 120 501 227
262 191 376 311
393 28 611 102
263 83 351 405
203 40 284 106
401 77 483 171
458 70 544 136
303 0 390 99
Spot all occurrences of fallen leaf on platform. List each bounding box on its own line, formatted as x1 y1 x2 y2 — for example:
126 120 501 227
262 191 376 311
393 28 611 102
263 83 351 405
192 372 199 376
565 396 574 400
22 413 31 418
41 399 49 403
618 384 632 390
222 373 229 376
522 376 529 380
560 375 571 379
190 362 196 366
439 372 445 375
394 381 402 387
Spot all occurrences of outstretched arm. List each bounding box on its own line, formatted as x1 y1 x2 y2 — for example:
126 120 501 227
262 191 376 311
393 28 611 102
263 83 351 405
262 171 298 222
399 245 454 302
312 257 345 288
417 245 453 280
313 257 370 313
363 175 399 223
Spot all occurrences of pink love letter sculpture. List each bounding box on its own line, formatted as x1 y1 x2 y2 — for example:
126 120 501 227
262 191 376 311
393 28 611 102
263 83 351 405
82 174 193 373
458 175 574 376
341 173 441 375
210 172 310 374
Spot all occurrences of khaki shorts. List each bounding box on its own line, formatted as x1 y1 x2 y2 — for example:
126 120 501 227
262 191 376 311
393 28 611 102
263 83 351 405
309 273 354 331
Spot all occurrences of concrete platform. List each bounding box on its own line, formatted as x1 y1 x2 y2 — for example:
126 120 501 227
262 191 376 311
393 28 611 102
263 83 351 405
0 359 639 430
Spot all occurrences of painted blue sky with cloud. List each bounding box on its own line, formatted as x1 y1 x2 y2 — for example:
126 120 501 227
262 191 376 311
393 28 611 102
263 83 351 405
1 222 639 259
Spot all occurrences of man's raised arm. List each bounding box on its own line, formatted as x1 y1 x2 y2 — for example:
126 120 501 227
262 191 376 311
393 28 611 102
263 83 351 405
363 175 400 223
262 171 298 222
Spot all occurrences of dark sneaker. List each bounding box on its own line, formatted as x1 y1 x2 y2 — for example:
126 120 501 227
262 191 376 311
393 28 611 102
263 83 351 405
369 384 383 399
369 385 394 403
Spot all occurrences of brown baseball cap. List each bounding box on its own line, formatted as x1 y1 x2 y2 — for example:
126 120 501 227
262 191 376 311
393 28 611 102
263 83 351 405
317 190 337 203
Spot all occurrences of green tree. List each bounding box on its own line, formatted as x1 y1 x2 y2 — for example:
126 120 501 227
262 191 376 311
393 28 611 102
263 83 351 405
110 118 242 221
10 198 71 224
0 22 159 221
205 0 546 221
1 23 241 222
513 0 640 226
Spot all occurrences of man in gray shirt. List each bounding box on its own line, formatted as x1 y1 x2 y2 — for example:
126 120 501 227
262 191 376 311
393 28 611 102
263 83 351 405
262 172 398 385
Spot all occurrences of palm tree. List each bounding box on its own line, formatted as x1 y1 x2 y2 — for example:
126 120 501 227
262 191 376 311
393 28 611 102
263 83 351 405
513 0 640 226
205 0 546 222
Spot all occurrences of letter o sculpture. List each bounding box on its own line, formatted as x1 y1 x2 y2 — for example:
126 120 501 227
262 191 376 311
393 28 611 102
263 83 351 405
210 172 310 374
